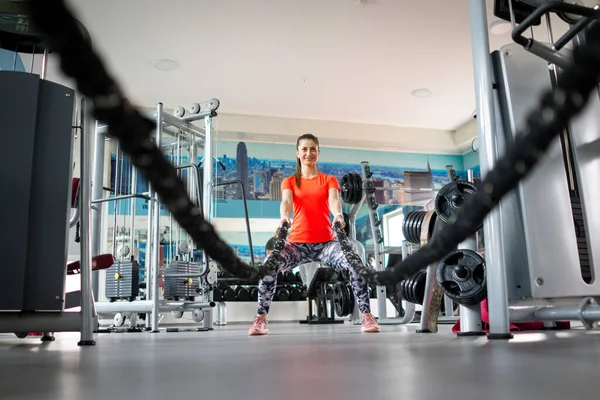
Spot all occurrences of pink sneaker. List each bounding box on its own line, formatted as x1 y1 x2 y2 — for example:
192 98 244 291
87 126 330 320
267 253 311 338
248 315 269 336
361 313 380 333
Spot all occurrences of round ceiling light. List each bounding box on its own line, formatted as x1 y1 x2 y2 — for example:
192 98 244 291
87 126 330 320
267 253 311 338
411 88 431 98
153 59 178 71
490 20 512 35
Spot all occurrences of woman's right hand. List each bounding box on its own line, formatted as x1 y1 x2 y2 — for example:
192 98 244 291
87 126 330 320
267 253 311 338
279 217 291 228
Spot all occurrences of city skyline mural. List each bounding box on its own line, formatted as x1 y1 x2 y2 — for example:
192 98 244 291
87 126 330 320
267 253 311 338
109 139 480 264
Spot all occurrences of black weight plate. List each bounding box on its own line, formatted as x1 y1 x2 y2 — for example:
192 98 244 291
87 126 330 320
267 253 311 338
409 273 419 305
403 212 418 244
403 276 414 304
409 212 423 244
341 174 351 203
333 283 345 317
414 271 427 305
350 173 361 204
343 284 352 316
434 180 479 227
347 284 355 314
436 249 487 306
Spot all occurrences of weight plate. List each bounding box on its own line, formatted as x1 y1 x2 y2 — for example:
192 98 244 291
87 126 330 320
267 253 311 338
352 173 363 204
436 249 487 306
414 271 427 305
347 284 355 314
434 180 480 228
332 282 345 317
402 212 417 244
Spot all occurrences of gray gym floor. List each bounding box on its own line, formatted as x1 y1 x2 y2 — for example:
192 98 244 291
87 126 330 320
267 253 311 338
1 321 598 400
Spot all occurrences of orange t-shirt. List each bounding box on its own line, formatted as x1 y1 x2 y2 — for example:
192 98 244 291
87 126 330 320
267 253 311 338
281 172 340 244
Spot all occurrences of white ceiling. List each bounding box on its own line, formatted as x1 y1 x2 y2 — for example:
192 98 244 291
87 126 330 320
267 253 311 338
41 0 581 147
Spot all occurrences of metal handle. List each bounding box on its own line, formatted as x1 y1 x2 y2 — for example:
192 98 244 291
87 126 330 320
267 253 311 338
512 2 599 68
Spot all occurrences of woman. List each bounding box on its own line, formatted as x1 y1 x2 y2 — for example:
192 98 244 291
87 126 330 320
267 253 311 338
249 133 380 335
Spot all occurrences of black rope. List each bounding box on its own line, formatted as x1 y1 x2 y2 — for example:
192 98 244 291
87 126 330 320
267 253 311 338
333 223 371 281
28 0 600 286
366 22 600 285
27 0 275 281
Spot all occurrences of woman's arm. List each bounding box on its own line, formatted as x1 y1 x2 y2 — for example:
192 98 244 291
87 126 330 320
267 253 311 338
280 189 293 226
328 188 345 228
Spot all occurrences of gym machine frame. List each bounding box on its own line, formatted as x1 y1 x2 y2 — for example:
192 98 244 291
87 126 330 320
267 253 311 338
469 0 600 338
92 101 220 332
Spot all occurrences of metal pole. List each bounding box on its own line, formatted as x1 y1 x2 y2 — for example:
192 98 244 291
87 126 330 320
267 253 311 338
78 97 95 346
468 0 512 339
40 48 48 80
112 142 120 257
91 121 106 301
130 165 137 258
144 187 154 330
456 169 485 336
176 134 182 259
202 115 215 330
151 103 164 332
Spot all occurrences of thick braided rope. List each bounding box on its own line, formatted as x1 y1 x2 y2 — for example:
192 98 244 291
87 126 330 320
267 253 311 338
333 223 372 282
28 0 600 285
371 22 600 284
28 0 276 281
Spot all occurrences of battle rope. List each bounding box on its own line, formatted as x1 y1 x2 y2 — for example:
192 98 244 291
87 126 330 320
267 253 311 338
332 223 371 281
28 0 280 281
364 21 600 285
28 0 600 286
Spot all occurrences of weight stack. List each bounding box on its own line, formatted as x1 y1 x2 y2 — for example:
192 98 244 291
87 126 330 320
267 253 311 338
105 259 140 302
163 260 201 300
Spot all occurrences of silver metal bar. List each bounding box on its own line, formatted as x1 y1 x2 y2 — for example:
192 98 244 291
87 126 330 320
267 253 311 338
181 110 213 121
129 164 137 257
69 206 80 228
361 161 386 319
161 272 208 278
95 301 216 313
161 135 205 150
202 115 215 330
150 111 206 138
176 133 182 258
92 193 151 204
151 103 164 332
112 142 120 257
469 0 511 338
40 48 48 80
0 313 81 333
145 183 154 329
215 302 227 326
91 121 106 301
458 169 484 334
509 303 600 325
79 97 95 344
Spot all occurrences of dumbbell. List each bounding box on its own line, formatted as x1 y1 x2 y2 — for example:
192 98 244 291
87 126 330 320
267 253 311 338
276 286 290 301
217 281 229 291
213 288 224 302
224 287 236 301
295 271 302 283
285 271 296 284
235 286 250 301
277 272 285 283
250 287 259 301
290 287 302 301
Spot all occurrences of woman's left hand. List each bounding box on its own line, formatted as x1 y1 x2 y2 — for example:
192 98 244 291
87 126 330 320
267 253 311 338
332 213 345 229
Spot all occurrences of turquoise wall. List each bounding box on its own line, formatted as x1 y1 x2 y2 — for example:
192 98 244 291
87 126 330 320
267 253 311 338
0 49 25 71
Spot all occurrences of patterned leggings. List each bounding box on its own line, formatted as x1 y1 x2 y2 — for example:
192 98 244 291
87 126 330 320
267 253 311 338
258 241 371 315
